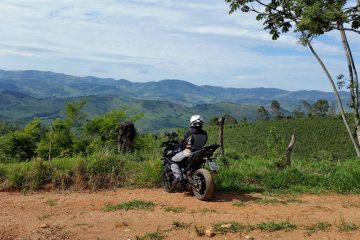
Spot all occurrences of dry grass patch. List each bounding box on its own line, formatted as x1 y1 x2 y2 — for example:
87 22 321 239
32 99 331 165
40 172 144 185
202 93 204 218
164 206 185 213
172 220 191 230
135 232 164 240
305 221 331 235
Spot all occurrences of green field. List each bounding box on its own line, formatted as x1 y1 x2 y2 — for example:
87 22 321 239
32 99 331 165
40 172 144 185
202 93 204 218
1 116 359 193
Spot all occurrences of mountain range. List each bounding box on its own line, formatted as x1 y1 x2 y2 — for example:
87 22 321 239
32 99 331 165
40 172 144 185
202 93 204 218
0 69 348 131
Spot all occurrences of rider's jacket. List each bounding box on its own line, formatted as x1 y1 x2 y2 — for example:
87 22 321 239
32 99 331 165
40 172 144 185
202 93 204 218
182 127 208 151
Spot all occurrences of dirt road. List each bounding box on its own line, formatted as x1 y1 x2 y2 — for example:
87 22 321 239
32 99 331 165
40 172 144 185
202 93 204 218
1 189 360 240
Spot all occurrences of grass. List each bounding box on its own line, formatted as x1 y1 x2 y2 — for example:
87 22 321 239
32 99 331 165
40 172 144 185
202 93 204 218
103 199 156 212
215 156 360 194
305 221 331 235
135 232 165 240
44 198 58 207
337 220 358 232
213 221 254 234
38 213 50 220
233 200 246 207
172 221 190 230
255 197 303 205
256 221 297 232
0 120 360 194
164 206 185 213
213 220 297 234
233 198 303 207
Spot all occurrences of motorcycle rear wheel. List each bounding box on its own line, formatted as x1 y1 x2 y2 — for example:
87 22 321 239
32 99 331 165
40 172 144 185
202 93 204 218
162 170 175 193
192 168 214 201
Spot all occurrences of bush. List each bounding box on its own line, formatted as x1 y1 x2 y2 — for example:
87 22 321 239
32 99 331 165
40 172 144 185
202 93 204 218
25 159 53 189
84 151 124 189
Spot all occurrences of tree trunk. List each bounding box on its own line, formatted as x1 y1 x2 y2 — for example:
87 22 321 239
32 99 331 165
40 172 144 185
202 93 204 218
307 41 360 157
339 25 360 146
217 117 225 156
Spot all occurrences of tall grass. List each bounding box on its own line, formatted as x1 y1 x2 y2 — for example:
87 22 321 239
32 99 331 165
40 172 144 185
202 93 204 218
0 150 162 190
216 156 360 193
1 117 360 193
1 152 360 193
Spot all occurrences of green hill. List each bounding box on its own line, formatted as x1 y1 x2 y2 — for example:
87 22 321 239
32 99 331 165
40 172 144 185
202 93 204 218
0 69 348 108
0 91 262 131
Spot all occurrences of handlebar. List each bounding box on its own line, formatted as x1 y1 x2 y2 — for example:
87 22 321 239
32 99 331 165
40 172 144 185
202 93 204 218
164 131 178 138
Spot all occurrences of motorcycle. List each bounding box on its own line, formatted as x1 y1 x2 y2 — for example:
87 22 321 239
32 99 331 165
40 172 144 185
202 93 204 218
160 131 220 201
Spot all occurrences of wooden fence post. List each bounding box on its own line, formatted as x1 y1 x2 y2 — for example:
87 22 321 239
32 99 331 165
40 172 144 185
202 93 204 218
217 117 225 156
48 125 53 161
285 134 296 166
117 123 121 153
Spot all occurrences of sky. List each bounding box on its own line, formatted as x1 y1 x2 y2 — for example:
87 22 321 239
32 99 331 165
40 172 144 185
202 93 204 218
0 0 359 91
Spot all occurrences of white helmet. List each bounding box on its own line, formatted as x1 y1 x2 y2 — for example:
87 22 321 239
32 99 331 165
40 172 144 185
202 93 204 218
190 115 204 127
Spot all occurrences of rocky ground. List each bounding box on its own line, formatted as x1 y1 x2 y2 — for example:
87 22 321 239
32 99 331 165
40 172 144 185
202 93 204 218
1 189 360 240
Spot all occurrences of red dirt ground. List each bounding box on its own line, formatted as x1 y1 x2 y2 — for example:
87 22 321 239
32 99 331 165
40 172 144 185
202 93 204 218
1 189 360 240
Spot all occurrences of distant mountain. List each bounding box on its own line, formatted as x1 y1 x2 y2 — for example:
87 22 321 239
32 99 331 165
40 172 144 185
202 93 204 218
0 91 260 131
0 69 348 107
0 69 350 130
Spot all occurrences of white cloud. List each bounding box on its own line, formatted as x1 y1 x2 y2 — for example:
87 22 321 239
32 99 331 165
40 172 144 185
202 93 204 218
0 0 357 91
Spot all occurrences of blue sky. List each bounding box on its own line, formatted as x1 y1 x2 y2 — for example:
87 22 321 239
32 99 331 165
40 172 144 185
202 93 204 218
0 0 359 91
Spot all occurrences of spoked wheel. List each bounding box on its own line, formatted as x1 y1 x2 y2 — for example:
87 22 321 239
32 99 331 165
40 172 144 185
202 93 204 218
192 168 214 201
162 170 176 193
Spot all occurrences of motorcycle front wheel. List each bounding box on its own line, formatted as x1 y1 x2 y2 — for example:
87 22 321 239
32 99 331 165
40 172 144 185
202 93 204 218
192 168 214 201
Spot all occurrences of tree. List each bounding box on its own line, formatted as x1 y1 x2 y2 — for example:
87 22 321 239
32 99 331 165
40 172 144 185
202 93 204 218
209 114 238 125
313 99 330 116
224 113 238 124
64 99 87 133
225 0 360 156
328 102 337 116
37 100 87 158
0 121 19 136
37 119 74 158
302 100 313 117
84 110 128 152
0 118 42 162
270 100 283 119
257 106 270 121
209 117 219 125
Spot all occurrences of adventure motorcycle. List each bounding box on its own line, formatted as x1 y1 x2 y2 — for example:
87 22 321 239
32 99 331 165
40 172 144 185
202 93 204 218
160 131 220 201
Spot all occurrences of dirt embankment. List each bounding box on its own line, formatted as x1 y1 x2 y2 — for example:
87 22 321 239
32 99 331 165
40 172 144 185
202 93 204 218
1 189 360 240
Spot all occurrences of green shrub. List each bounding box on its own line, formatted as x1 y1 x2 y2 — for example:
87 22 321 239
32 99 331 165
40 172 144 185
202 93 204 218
4 162 31 189
85 151 123 189
256 221 297 232
103 199 156 211
25 159 53 189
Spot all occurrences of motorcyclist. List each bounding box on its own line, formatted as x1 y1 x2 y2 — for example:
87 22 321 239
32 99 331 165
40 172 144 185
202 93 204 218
171 115 208 184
